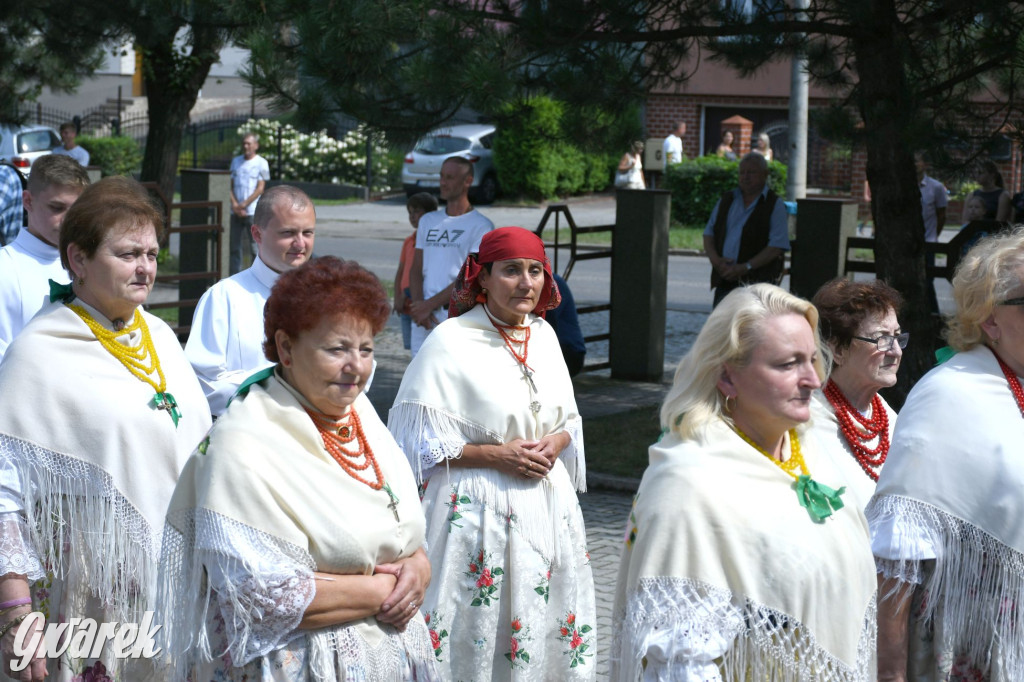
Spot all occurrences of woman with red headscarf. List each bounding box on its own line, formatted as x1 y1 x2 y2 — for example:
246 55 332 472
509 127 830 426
389 226 595 680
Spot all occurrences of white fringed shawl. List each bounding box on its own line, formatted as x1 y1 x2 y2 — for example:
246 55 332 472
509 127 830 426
0 301 210 624
388 304 585 560
867 344 1024 678
612 420 878 682
160 374 434 681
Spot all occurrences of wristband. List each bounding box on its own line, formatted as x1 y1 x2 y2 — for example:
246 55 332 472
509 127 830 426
0 597 31 610
745 262 753 271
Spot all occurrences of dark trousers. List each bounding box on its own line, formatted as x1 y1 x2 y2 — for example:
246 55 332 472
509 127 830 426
712 280 743 308
229 213 254 275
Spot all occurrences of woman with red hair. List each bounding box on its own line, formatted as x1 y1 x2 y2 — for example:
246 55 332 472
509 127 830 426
390 226 595 680
160 256 438 681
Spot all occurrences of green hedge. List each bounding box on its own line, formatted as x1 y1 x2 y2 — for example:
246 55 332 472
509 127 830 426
663 156 788 225
493 97 616 200
78 136 143 177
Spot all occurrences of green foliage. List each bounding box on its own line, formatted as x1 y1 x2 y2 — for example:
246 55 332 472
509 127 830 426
663 156 787 225
77 136 142 177
492 97 616 200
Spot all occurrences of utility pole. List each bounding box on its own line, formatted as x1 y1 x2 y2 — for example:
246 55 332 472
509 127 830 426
787 0 810 201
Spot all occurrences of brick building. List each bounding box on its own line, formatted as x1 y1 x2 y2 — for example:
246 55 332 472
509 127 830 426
647 59 1023 222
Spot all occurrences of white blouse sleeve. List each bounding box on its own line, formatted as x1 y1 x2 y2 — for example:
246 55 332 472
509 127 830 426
197 513 316 665
0 462 44 580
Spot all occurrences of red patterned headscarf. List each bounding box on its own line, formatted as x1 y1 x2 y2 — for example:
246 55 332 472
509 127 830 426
448 226 561 318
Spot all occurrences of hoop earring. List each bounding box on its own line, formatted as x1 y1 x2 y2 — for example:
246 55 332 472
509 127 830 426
724 395 735 413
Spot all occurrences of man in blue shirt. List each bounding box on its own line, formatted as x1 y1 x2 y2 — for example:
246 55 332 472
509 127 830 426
702 153 789 307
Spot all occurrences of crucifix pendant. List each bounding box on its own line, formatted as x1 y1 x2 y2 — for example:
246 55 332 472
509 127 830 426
153 392 181 427
521 366 537 393
383 482 400 522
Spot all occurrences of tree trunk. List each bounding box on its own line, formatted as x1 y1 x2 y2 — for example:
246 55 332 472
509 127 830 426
138 26 225 204
851 0 936 408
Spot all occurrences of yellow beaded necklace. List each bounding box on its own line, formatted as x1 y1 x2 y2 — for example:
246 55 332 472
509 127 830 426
733 427 808 480
67 304 181 427
733 425 845 522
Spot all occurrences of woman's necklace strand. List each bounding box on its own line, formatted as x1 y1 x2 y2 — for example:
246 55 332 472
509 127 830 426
994 352 1024 418
305 407 385 490
823 379 889 482
734 427 808 479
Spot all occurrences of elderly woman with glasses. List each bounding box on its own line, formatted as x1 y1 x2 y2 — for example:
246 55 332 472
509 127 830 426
869 227 1024 681
809 278 905 511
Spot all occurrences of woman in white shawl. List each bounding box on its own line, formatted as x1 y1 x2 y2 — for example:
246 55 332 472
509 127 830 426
389 226 595 680
809 278 905 510
869 227 1024 681
159 256 436 681
0 176 211 680
613 283 877 682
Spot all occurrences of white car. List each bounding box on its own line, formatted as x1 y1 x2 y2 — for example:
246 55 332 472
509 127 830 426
402 123 498 204
0 124 60 176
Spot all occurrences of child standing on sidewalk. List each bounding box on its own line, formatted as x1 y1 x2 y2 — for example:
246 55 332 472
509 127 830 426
394 192 438 350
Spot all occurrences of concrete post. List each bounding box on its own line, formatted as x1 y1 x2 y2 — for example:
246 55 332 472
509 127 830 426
611 189 671 381
179 169 230 329
787 0 810 202
790 198 859 299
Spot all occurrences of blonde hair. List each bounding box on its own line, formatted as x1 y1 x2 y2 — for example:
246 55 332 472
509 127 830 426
946 226 1024 351
660 283 825 439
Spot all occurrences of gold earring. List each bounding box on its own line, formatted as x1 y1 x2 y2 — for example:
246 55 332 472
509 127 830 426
724 395 735 412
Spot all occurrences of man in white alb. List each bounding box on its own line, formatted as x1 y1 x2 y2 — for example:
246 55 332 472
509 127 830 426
228 133 271 274
186 185 316 416
0 154 89 362
408 156 494 356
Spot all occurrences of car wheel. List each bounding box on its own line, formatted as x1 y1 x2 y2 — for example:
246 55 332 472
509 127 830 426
471 173 498 205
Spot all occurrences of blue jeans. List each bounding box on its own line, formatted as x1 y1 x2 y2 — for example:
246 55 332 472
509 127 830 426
400 287 413 349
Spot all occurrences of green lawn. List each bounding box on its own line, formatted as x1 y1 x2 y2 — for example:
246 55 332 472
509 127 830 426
582 404 662 478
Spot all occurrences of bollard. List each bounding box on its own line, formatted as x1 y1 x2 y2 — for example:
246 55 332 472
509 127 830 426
790 198 859 298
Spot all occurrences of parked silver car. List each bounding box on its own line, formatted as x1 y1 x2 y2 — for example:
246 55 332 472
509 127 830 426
402 123 498 204
0 124 61 176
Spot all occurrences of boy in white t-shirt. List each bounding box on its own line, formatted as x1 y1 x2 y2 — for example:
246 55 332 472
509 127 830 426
408 157 494 356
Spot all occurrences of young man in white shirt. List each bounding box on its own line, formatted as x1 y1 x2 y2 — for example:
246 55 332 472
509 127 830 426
0 154 89 361
408 156 494 356
662 121 686 166
51 122 90 167
228 133 271 274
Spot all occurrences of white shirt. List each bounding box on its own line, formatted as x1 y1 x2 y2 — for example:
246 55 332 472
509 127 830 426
185 256 279 416
662 134 683 166
919 174 948 243
186 256 376 416
230 154 271 217
0 229 69 362
415 208 494 301
52 145 90 166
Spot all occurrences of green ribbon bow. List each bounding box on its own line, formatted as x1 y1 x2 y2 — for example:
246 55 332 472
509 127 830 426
795 475 845 522
152 392 181 428
48 279 76 303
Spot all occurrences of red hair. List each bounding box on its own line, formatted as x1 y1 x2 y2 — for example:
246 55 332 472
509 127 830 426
263 256 390 362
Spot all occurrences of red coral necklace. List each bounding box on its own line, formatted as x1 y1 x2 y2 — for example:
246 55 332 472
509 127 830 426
823 379 890 482
993 351 1024 418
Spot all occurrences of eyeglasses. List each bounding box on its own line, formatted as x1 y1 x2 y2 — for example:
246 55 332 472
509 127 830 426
851 332 909 352
998 297 1024 306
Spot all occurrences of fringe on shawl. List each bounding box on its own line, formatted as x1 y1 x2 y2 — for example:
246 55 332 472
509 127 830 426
0 433 158 625
158 506 315 681
388 400 587 492
158 507 441 682
611 577 877 682
866 494 1024 679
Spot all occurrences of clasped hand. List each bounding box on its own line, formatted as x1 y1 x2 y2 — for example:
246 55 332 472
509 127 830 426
496 435 568 480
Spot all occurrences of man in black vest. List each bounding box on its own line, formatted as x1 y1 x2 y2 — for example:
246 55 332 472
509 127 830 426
702 152 790 307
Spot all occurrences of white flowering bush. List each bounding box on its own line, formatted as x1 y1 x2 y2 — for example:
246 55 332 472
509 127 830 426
237 119 392 191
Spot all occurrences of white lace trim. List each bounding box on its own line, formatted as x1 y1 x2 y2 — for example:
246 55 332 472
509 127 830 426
0 512 44 580
307 617 439 682
0 433 158 622
612 577 876 682
387 401 502 483
866 493 1024 678
159 506 317 677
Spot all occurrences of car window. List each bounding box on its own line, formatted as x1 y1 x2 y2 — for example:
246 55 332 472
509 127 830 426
480 133 495 149
18 130 60 153
415 136 472 155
